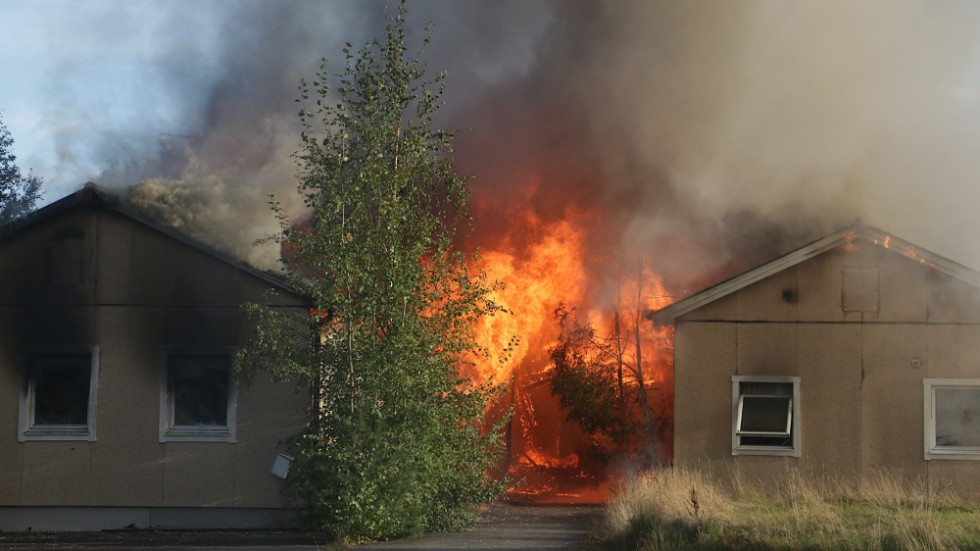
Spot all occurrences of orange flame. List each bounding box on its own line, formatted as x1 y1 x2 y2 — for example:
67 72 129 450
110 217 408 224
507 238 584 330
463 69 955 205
474 210 590 384
870 232 927 264
468 189 676 503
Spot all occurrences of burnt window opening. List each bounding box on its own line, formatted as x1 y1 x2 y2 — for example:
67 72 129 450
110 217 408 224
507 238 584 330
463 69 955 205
19 348 99 441
172 355 229 426
732 377 799 457
160 349 237 442
34 357 90 425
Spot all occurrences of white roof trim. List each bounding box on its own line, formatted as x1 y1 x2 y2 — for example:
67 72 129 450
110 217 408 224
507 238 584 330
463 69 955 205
647 223 980 324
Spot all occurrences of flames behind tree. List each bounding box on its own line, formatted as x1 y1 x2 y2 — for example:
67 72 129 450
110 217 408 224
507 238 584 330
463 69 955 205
464 174 677 503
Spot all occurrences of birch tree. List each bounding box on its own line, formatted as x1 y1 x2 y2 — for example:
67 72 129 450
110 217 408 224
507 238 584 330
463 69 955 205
0 114 42 223
237 5 505 539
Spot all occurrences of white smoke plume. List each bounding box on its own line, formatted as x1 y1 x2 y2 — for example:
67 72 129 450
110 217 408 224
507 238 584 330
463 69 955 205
65 0 980 283
94 2 382 269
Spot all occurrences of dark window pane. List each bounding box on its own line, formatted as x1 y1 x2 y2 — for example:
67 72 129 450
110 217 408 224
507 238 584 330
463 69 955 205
738 395 792 436
33 355 91 426
740 435 793 447
935 387 980 447
740 381 792 397
170 354 229 427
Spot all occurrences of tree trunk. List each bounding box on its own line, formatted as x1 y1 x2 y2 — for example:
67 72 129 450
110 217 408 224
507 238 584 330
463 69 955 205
633 260 658 462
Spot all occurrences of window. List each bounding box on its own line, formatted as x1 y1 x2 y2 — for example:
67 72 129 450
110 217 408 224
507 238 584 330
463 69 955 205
159 348 237 442
19 347 99 441
48 229 86 286
842 266 878 313
732 376 800 456
924 379 980 460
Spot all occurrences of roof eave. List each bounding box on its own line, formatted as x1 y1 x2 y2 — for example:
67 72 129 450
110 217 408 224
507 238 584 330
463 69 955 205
0 183 304 300
647 229 850 324
647 223 980 325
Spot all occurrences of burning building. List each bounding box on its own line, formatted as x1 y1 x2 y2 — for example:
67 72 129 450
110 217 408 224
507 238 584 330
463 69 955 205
0 184 308 531
650 222 980 497
17 0 980 518
0 182 673 531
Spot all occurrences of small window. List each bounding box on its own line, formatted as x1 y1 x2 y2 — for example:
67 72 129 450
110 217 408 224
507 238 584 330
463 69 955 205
19 347 99 441
732 376 800 456
842 266 879 313
160 348 237 442
924 379 980 460
48 230 86 286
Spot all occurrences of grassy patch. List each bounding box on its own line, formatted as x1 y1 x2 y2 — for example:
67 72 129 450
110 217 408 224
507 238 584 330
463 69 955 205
591 468 980 550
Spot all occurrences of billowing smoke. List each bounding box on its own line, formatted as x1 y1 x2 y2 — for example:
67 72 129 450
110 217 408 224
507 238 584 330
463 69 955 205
567 0 980 289
94 2 385 268
449 0 980 294
69 0 980 284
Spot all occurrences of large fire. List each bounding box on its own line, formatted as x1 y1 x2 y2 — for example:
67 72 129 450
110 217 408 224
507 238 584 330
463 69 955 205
467 184 676 503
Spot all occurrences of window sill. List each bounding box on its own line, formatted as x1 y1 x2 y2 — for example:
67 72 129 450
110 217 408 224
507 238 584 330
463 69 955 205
160 427 235 443
732 446 800 457
925 448 980 461
20 427 95 442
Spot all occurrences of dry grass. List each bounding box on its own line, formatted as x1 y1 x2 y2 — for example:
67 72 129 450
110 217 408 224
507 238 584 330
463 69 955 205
592 466 980 551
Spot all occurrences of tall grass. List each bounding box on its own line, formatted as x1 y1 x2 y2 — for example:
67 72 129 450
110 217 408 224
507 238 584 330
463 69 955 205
593 467 980 550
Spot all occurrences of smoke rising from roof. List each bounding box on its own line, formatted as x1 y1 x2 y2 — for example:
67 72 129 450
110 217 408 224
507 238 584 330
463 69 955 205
83 1 980 283
97 2 382 267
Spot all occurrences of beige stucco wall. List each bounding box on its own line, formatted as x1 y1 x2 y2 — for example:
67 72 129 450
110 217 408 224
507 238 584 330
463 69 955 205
672 240 980 498
0 204 308 509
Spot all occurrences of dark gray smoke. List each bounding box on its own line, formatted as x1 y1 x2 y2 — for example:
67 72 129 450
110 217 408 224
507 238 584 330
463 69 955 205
75 1 980 284
97 2 385 267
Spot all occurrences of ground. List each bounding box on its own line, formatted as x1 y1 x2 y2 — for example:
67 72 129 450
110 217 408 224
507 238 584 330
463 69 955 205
0 504 598 551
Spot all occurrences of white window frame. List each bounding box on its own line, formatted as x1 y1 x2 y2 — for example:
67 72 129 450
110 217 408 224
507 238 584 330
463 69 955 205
159 346 238 443
732 375 800 457
923 378 980 460
18 346 100 442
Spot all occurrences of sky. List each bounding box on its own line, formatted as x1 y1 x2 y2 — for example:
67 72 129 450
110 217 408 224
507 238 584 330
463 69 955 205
1 0 314 197
5 0 980 285
0 0 549 199
0 0 557 268
3 1 193 192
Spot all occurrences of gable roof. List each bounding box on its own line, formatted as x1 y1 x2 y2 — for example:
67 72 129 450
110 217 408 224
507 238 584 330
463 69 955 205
0 182 299 296
647 222 980 324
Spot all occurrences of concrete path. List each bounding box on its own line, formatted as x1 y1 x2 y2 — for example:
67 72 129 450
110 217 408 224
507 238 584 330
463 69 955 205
356 504 599 551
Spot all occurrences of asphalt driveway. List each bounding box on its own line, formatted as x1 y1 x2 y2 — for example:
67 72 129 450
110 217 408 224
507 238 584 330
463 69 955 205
0 504 599 551
356 504 599 550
